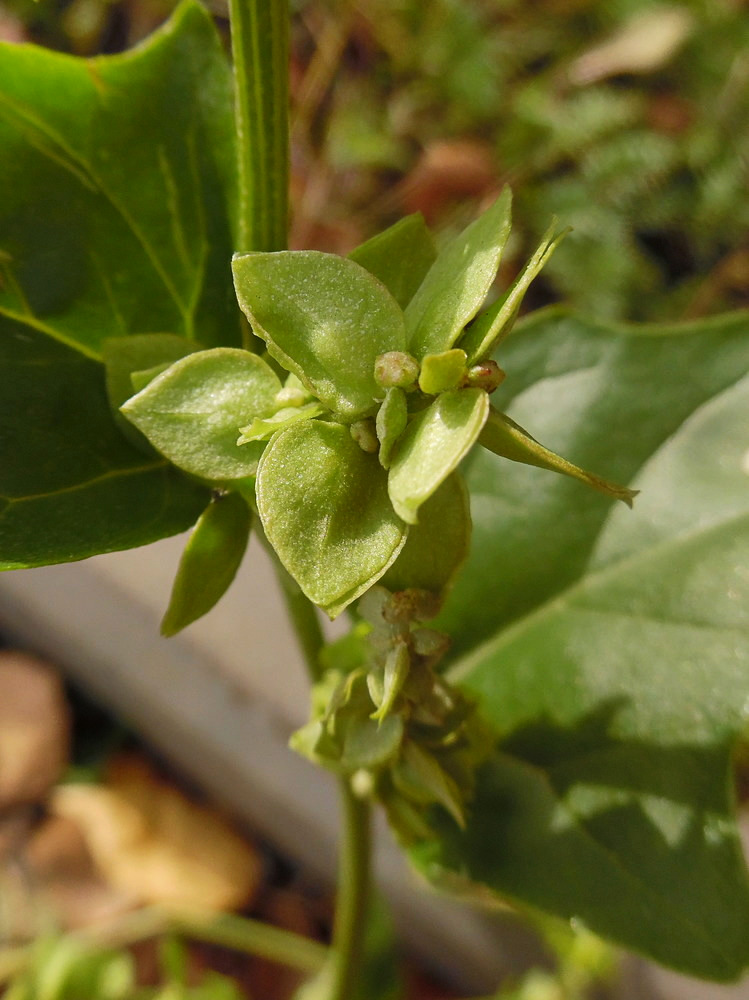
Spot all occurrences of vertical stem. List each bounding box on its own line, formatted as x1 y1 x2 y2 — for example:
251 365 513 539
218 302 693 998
272 557 326 683
255 522 325 681
329 780 372 1000
229 0 289 253
228 6 373 997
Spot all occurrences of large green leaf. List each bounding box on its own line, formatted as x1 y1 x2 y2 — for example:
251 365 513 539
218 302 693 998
416 308 749 978
0 323 208 569
0 1 236 567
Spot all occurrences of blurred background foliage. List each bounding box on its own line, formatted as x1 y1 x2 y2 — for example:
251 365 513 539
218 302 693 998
2 0 747 322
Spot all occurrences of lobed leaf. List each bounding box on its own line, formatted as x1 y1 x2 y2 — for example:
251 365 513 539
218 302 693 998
388 389 489 524
0 1 237 567
161 491 252 637
121 348 281 483
405 188 512 358
232 251 406 421
256 420 407 617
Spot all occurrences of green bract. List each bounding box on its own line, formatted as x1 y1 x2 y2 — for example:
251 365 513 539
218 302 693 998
388 389 489 525
121 348 281 483
161 491 251 636
232 251 406 421
349 212 437 310
405 186 512 357
256 421 407 617
228 195 633 613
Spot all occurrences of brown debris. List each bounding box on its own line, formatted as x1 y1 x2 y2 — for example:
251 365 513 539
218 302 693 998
0 651 70 809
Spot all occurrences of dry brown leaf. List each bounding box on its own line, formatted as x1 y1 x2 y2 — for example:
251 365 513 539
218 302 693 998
24 814 132 929
52 756 262 913
0 651 70 808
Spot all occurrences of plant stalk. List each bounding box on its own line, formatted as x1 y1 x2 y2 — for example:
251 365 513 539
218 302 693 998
255 521 326 681
230 4 373 996
229 0 289 253
328 779 372 1000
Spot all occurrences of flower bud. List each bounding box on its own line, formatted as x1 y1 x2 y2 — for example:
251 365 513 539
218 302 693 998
350 418 379 453
462 360 506 392
374 351 420 389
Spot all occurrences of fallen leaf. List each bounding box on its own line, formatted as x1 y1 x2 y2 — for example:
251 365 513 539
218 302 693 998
52 756 263 913
24 813 132 930
0 651 70 808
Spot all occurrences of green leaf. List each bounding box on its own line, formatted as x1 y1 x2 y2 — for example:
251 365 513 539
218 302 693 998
161 491 252 636
0 323 209 569
393 742 465 828
420 308 749 979
480 406 637 506
381 473 470 596
0 2 236 567
256 420 407 617
459 221 567 364
232 251 407 421
376 388 408 469
349 212 437 309
121 348 281 483
388 388 489 524
405 187 512 358
0 1 237 355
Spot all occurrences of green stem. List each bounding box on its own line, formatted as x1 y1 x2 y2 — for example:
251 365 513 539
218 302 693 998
228 6 372 996
275 562 327 682
255 522 325 681
328 780 372 1000
229 0 289 253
